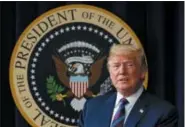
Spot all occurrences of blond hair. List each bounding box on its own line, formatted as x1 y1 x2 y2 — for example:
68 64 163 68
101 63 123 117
107 44 147 71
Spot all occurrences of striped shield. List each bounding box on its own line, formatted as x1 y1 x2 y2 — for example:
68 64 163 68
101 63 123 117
69 75 88 98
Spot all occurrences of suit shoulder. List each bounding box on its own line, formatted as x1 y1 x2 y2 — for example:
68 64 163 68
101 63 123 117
145 92 176 110
86 92 115 105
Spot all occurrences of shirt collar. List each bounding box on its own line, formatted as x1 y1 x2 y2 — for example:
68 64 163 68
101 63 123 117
115 86 144 107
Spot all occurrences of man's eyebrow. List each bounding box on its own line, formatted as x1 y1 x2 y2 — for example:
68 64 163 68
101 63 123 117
110 62 119 64
126 61 134 63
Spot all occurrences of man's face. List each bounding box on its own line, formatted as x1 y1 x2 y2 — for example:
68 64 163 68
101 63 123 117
108 54 145 94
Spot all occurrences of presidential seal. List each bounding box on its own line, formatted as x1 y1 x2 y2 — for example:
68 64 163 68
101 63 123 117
9 4 148 127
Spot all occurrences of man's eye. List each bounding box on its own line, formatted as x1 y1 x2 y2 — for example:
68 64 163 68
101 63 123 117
113 66 118 68
127 63 134 67
112 65 119 68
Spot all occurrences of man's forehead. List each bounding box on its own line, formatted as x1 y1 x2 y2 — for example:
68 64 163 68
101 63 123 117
109 54 137 60
109 59 135 63
108 55 137 63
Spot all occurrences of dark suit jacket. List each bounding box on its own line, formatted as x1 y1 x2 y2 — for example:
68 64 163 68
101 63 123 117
79 91 178 127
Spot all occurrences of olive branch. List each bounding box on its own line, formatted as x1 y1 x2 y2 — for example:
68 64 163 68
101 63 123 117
46 75 67 106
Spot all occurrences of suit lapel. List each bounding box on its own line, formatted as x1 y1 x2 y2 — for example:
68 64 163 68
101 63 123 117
98 92 116 127
124 91 150 127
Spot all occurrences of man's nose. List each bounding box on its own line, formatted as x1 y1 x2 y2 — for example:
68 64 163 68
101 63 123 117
118 64 127 74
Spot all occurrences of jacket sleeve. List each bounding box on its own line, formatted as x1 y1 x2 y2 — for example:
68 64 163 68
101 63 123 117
157 107 178 127
78 100 88 127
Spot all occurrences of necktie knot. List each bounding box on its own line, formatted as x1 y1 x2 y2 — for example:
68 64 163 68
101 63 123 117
120 98 129 107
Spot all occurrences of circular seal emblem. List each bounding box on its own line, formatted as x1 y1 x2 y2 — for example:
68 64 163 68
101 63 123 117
9 4 148 127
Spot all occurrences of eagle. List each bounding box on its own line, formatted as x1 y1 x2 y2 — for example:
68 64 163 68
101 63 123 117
52 55 106 97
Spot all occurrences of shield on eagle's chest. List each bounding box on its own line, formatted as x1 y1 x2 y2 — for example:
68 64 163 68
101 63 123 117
69 76 88 98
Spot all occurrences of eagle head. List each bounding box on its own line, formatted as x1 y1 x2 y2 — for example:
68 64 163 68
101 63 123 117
69 63 85 74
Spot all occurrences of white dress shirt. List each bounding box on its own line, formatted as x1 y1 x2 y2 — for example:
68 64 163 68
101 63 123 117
110 86 144 126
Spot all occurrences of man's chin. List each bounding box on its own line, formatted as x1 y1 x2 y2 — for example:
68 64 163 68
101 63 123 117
116 84 130 90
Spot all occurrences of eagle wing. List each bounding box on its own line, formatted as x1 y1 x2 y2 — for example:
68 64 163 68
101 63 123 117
89 56 106 86
52 55 69 88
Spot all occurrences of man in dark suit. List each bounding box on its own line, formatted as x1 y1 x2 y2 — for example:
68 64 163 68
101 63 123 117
79 44 178 127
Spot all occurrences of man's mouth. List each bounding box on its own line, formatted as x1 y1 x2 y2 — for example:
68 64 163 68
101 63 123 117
118 78 128 82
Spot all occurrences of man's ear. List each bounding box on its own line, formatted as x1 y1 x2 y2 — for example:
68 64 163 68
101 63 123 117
107 63 110 72
140 70 146 80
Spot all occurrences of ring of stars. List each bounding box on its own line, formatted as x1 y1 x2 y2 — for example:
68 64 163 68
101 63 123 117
29 24 114 124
